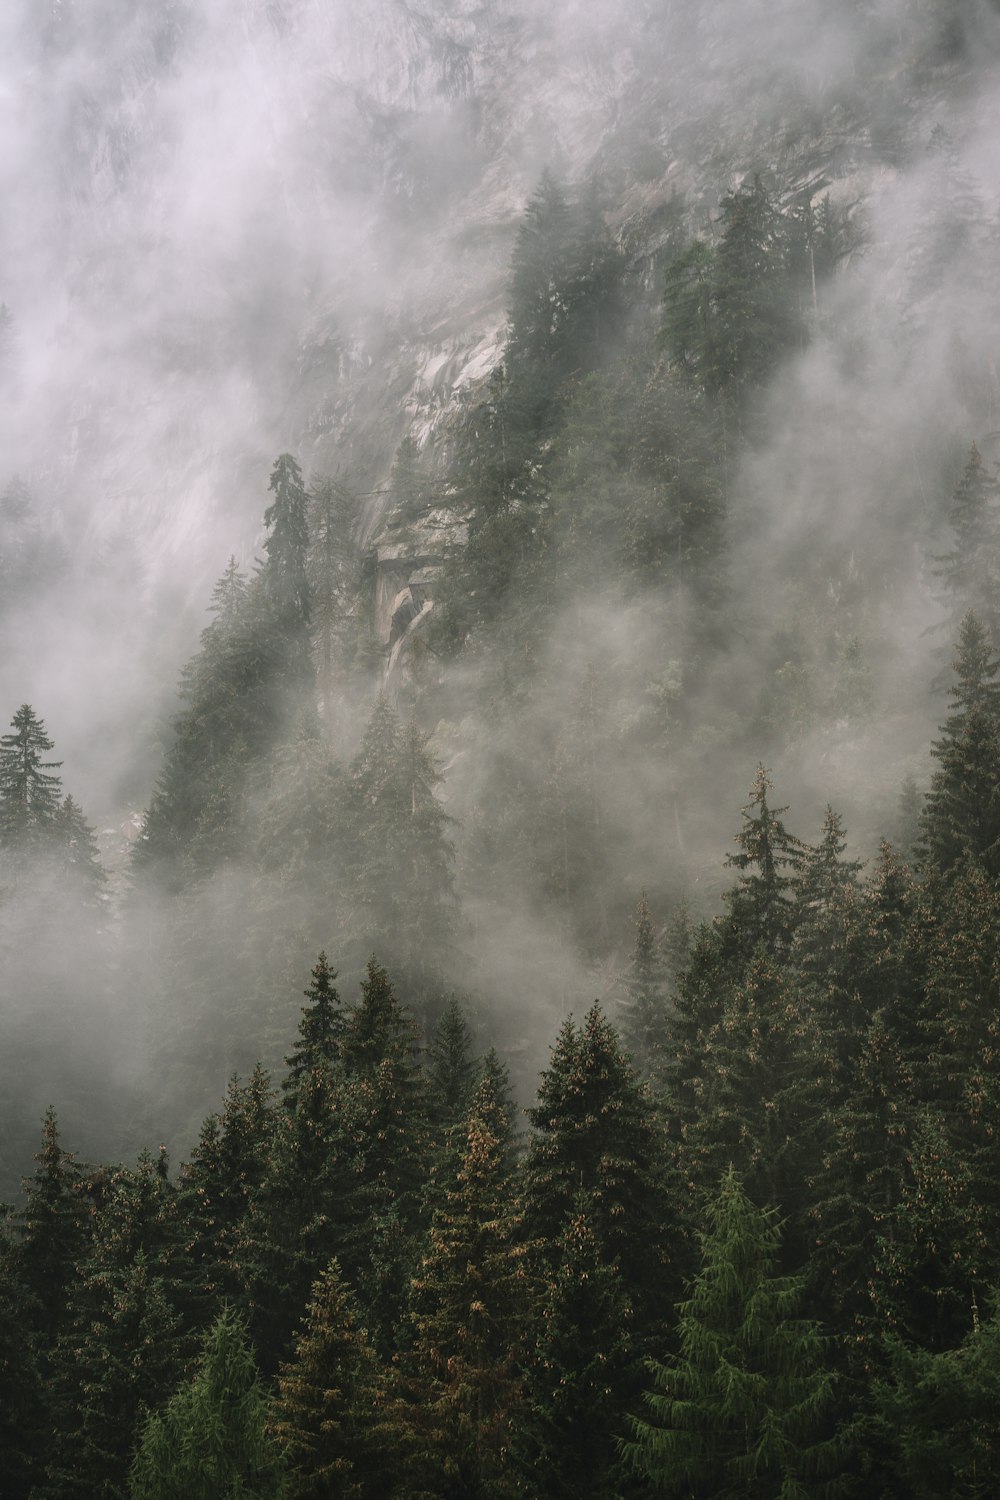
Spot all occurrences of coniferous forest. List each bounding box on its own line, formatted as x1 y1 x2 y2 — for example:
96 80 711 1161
6 1 1000 1496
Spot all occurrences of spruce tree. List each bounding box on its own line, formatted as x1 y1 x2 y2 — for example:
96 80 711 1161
934 445 1000 646
873 1295 1000 1498
680 946 824 1229
283 953 347 1106
426 996 478 1132
270 1260 394 1500
522 1004 674 1328
919 611 1000 878
620 893 670 1072
623 1167 840 1497
724 764 807 960
405 1103 529 1499
55 794 106 904
12 1109 92 1350
0 704 63 846
238 1060 356 1374
131 1306 287 1499
178 1065 276 1307
521 1190 634 1500
264 452 312 638
41 1250 185 1500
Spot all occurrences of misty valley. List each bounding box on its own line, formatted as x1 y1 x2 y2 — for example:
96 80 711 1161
5 0 1000 1495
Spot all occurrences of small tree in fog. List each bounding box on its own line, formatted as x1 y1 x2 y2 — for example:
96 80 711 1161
0 703 63 845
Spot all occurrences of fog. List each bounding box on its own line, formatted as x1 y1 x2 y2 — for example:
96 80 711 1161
3 0 1000 1184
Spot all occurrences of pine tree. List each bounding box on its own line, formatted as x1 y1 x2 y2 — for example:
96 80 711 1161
522 1004 675 1328
270 1260 395 1500
55 794 106 903
919 611 1000 878
792 806 863 991
681 945 826 1250
178 1065 276 1307
405 1102 529 1499
0 704 63 846
872 1108 985 1352
284 953 347 1106
41 1249 185 1500
426 996 478 1131
340 960 430 1348
873 1294 1000 1498
238 1060 356 1374
808 843 924 1345
620 893 670 1071
521 1190 634 1500
264 453 312 636
623 1167 840 1497
934 445 1000 646
724 765 807 960
12 1109 92 1349
131 1306 287 1499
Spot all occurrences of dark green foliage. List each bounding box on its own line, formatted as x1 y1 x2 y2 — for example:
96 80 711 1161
405 1103 529 1499
808 843 924 1343
0 1222 43 1499
872 1109 985 1352
12 1109 92 1349
271 1260 394 1499
41 1244 186 1500
724 764 807 959
873 1298 1000 1498
178 1066 276 1307
131 1306 287 1499
919 611 1000 878
238 1060 356 1373
522 1190 634 1500
623 1167 840 1497
284 954 347 1106
523 1004 674 1327
426 996 478 1130
680 947 824 1227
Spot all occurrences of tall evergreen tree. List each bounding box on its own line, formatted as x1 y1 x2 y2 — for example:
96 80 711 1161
270 1260 395 1500
405 1103 529 1500
12 1109 92 1350
264 453 312 636
620 893 670 1072
724 764 807 960
934 445 1000 646
0 704 63 846
131 1306 287 1499
522 1004 674 1329
521 1190 634 1500
283 953 347 1106
919 611 1000 878
623 1167 840 1497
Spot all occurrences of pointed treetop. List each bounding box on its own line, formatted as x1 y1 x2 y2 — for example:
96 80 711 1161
283 953 345 1103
